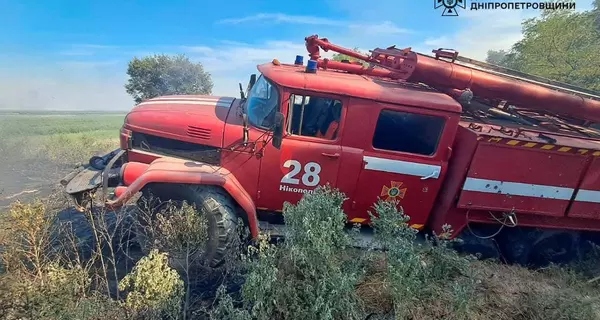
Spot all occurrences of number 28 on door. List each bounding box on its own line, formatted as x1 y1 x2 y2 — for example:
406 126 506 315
279 160 322 194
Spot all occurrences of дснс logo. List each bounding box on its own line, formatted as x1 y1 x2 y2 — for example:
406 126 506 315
434 0 467 16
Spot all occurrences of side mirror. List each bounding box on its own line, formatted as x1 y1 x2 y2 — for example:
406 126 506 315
247 74 257 93
272 112 284 149
242 113 249 144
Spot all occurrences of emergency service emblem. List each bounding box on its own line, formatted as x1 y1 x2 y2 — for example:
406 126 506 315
434 0 466 16
380 181 407 201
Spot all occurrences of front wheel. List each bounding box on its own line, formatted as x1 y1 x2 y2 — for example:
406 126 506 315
134 183 240 269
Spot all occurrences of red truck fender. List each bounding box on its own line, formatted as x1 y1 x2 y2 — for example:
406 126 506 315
106 157 259 238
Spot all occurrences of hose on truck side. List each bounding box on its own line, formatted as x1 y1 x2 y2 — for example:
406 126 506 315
465 209 519 239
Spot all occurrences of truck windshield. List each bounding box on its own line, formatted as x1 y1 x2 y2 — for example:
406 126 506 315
246 75 279 130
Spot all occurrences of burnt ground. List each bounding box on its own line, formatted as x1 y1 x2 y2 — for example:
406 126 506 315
0 156 72 210
0 154 96 257
0 152 148 294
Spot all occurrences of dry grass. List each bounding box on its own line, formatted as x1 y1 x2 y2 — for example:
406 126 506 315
0 192 190 319
356 253 393 314
354 258 600 320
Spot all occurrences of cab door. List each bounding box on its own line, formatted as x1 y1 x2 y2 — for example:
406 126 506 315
349 102 456 227
256 91 346 211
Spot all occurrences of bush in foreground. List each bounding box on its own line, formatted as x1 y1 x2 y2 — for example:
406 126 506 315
208 186 479 319
210 186 366 320
3 188 600 320
118 249 184 319
0 201 128 319
369 200 477 319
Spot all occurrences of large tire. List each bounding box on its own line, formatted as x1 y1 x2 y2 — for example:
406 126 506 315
134 183 239 268
499 228 581 267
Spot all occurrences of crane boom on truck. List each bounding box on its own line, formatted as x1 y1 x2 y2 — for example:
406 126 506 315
304 35 600 129
61 34 600 268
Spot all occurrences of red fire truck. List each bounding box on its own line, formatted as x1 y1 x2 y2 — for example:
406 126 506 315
62 35 600 267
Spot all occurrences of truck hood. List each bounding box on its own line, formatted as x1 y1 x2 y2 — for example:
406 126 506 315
124 95 237 148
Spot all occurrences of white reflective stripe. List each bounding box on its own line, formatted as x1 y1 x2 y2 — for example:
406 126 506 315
462 177 574 200
138 100 233 107
363 156 441 178
574 189 600 203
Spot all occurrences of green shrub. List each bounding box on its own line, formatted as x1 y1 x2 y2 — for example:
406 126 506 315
1 201 57 277
206 284 252 320
0 201 96 318
369 200 477 319
118 249 184 319
144 200 213 317
146 201 210 266
0 262 126 320
210 186 366 320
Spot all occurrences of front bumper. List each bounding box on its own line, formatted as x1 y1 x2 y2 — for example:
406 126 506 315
60 148 126 209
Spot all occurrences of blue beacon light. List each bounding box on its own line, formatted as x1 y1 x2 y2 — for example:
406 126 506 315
305 60 318 73
294 55 304 65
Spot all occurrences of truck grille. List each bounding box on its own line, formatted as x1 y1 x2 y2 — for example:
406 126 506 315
131 132 220 165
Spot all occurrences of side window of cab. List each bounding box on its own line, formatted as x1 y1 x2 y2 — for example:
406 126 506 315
286 94 343 140
372 109 445 156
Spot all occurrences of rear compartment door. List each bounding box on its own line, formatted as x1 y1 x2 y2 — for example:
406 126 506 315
350 105 455 227
457 143 589 217
568 155 600 219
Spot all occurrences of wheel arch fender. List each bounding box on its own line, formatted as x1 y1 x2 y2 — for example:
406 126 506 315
107 158 259 238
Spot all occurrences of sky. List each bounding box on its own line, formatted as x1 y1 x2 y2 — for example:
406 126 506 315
0 0 595 111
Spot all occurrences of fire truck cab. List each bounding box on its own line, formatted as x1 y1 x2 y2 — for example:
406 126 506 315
250 60 461 230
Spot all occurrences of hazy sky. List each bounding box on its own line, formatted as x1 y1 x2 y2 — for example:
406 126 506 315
0 0 594 111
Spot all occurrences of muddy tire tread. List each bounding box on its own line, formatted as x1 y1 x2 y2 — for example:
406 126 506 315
189 184 238 266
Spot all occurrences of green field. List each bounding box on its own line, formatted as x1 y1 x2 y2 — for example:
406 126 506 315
0 113 125 165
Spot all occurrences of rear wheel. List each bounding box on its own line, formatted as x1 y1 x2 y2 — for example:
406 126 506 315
134 183 239 269
499 228 581 267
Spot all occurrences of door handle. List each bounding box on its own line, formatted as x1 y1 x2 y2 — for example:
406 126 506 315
420 170 439 180
321 152 340 158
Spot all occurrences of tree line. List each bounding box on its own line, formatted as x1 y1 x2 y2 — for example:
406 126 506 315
486 1 600 91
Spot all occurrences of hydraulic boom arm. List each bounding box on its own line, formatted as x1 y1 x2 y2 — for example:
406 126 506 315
304 35 600 124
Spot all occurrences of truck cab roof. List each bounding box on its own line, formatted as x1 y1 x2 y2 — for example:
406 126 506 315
257 61 462 114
